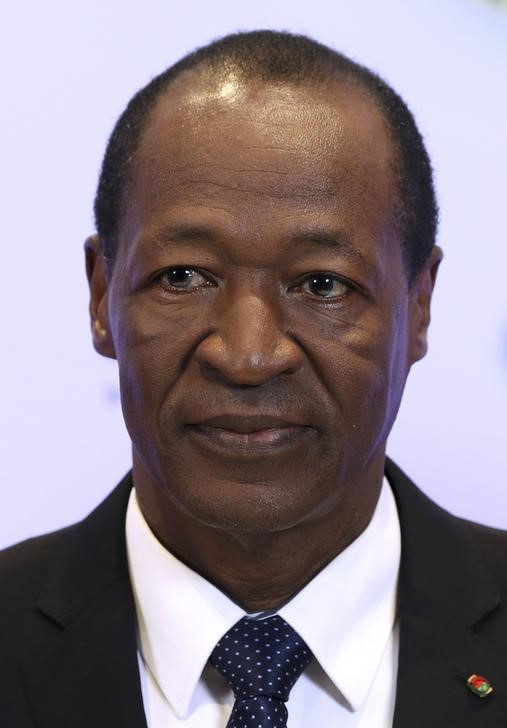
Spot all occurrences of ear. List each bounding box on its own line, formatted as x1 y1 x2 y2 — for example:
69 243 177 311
408 246 443 364
84 234 116 359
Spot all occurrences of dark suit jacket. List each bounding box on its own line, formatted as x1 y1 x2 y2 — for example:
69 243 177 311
2 459 507 727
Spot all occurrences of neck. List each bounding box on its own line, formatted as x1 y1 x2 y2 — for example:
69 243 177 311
134 470 382 612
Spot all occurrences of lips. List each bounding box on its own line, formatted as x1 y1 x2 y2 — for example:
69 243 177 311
191 414 307 432
187 414 314 450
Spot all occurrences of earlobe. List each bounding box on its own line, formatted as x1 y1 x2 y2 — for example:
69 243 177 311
92 317 108 340
84 234 116 359
409 246 443 364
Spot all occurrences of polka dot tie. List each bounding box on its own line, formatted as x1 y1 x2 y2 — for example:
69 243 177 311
209 614 313 727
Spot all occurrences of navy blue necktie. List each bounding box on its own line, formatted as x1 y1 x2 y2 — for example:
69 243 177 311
209 614 313 727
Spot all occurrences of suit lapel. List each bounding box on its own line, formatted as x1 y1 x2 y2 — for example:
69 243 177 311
22 474 147 728
387 459 507 727
394 588 507 727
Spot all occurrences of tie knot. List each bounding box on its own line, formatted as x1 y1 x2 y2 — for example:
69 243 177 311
209 614 312 703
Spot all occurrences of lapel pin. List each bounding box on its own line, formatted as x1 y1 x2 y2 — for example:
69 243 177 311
466 674 493 698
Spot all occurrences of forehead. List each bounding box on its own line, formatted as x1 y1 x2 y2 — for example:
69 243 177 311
121 71 397 256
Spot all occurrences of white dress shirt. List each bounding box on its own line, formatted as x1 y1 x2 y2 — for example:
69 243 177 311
126 479 401 727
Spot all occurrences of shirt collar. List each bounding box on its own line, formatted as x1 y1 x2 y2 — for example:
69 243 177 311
125 492 244 718
278 480 400 710
126 478 400 717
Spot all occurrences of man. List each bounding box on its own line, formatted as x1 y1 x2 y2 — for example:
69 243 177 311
1 30 506 727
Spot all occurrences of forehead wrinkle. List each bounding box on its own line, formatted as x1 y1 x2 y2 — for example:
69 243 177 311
134 169 342 205
131 121 391 210
130 89 394 215
135 219 374 270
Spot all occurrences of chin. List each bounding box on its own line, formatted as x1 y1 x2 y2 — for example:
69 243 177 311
163 473 335 534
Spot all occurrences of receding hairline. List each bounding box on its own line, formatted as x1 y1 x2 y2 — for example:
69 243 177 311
139 59 386 118
118 64 401 251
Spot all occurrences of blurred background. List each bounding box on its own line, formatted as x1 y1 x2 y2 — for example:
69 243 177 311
1 0 506 548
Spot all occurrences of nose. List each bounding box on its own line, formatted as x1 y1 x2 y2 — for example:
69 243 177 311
194 291 304 386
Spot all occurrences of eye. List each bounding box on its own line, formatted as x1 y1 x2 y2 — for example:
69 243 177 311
159 267 213 291
299 273 350 299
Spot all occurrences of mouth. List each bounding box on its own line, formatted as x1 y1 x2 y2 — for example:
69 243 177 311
186 414 315 452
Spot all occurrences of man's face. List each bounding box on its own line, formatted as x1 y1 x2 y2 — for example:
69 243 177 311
89 73 439 534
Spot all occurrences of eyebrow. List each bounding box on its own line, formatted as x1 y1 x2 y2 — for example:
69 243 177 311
288 230 368 265
141 223 369 267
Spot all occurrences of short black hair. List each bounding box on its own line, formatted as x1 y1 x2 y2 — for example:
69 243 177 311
94 30 438 282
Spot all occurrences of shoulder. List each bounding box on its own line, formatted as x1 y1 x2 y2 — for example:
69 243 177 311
0 474 133 642
0 524 76 606
386 457 507 630
0 476 136 722
458 517 507 589
387 456 507 556
0 523 83 683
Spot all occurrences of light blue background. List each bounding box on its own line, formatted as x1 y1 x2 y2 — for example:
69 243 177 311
1 0 506 548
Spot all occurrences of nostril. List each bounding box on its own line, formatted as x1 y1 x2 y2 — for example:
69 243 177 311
194 312 304 385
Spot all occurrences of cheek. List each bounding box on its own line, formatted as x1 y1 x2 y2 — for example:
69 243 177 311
112 301 202 438
345 305 410 440
290 299 409 431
